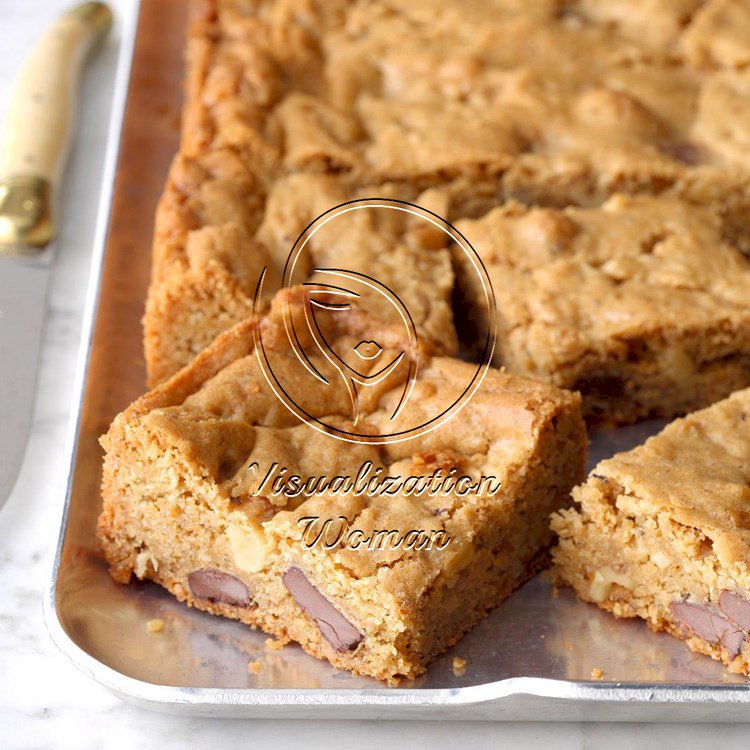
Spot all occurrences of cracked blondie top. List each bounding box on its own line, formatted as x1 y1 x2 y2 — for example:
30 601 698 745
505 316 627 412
145 0 750 427
184 0 750 191
552 387 750 677
101 288 586 681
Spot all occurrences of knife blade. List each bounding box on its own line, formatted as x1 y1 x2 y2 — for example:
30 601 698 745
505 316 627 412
0 2 112 507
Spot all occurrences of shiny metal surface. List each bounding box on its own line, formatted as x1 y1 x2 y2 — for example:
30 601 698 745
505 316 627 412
45 0 750 720
0 250 51 504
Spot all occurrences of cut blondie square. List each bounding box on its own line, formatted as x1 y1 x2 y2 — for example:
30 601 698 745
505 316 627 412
552 387 750 677
100 288 586 683
455 193 750 423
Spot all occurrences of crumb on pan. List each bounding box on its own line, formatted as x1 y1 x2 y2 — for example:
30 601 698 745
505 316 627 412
590 667 604 680
146 618 164 634
247 660 264 674
564 642 572 650
265 637 285 651
452 657 468 676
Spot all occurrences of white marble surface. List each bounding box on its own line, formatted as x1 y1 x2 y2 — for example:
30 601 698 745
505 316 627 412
2 2 750 747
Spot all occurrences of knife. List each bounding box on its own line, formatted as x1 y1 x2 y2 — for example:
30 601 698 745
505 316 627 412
0 2 112 507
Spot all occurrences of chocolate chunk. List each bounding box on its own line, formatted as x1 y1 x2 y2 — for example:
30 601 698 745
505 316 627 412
217 460 240 482
188 569 251 607
722 629 746 659
283 567 363 651
657 140 702 166
670 601 744 658
718 591 750 631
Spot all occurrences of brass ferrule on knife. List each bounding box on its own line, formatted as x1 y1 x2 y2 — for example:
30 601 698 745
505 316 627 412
0 175 53 253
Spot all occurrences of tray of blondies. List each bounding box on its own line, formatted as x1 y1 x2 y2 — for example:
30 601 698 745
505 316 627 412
45 0 750 719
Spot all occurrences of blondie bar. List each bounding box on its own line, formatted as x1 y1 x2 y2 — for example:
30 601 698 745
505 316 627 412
455 194 750 422
101 288 586 682
552 387 750 677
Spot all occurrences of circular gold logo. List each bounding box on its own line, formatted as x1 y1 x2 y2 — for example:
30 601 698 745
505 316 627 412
253 199 495 445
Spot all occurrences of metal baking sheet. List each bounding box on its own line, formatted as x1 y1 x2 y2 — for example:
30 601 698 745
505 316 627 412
45 0 750 720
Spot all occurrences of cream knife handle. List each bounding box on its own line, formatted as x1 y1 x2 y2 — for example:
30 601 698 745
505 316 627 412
0 2 111 250
0 2 112 184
